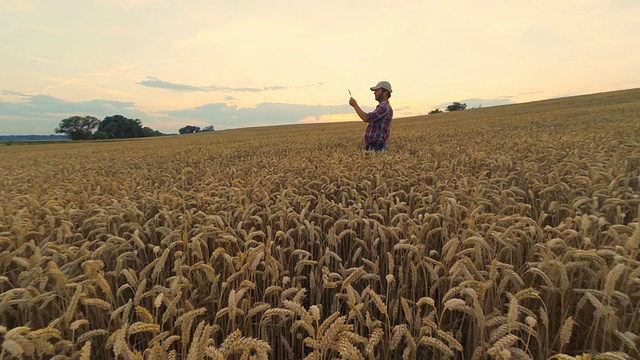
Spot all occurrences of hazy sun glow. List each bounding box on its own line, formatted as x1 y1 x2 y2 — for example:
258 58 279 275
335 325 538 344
298 114 360 124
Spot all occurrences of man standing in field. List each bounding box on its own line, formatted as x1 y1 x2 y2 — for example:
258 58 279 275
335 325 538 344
349 81 393 152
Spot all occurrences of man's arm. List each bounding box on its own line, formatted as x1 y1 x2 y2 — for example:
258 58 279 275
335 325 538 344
349 97 368 122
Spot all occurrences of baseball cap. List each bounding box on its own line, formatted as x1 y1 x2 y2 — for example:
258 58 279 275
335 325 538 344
370 81 392 93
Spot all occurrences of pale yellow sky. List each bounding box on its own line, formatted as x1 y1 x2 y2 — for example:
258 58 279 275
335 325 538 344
1 0 638 134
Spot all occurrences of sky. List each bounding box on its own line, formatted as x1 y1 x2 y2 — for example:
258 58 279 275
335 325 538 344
1 0 638 135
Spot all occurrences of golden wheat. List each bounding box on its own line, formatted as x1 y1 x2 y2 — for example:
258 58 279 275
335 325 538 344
0 89 639 359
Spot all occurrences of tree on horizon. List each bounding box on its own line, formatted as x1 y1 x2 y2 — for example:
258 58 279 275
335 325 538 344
447 102 467 112
55 115 100 140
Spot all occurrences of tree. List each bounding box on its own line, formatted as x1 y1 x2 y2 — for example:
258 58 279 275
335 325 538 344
428 108 443 114
446 102 467 112
55 116 100 140
141 126 163 137
92 131 110 140
179 125 201 134
98 115 144 139
201 125 215 132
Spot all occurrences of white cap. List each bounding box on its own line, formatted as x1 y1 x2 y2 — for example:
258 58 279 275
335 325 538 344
370 81 392 93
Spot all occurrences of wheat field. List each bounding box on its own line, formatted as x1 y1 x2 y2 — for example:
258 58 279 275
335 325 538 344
1 88 639 359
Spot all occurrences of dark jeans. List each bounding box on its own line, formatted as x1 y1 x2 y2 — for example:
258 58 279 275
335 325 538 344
364 143 387 152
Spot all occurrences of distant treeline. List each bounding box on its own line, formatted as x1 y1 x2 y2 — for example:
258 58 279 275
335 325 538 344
429 102 468 114
1 135 68 142
179 125 214 134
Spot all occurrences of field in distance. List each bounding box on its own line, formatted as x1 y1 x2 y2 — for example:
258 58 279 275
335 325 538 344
1 88 639 359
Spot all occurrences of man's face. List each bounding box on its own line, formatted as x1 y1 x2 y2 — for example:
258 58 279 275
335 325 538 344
374 88 385 102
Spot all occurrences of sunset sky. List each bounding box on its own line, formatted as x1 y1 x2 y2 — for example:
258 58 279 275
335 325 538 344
1 0 638 135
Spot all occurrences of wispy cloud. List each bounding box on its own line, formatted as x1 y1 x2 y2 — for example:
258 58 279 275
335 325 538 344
138 77 325 93
2 49 52 63
137 77 203 92
39 78 80 93
137 77 307 93
1 90 27 97
0 0 38 12
82 64 137 77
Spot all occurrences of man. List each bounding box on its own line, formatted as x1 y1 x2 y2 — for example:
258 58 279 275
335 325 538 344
349 81 393 151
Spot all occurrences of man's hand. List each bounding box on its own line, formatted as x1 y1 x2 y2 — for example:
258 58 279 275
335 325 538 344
349 97 368 122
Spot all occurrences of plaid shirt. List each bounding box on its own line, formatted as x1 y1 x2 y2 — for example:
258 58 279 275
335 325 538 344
364 101 393 145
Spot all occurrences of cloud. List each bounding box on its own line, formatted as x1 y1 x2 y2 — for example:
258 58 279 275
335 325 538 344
138 77 299 93
161 102 354 128
1 90 26 97
298 83 325 89
0 92 143 116
138 77 203 92
0 92 357 135
0 92 149 134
